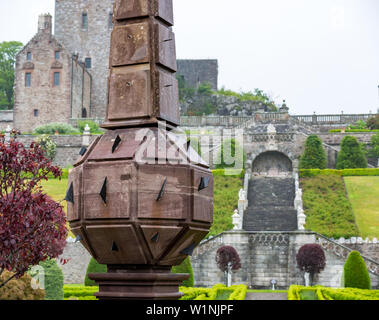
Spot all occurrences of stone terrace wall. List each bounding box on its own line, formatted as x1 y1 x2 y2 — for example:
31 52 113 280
192 231 379 289
16 134 99 168
58 240 92 284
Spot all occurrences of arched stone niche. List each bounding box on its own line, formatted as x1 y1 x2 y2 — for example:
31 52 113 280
252 151 293 177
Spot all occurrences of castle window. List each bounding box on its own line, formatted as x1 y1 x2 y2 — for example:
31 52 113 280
54 72 60 86
82 12 88 30
85 57 92 69
25 73 31 87
55 51 60 60
27 52 32 61
108 13 113 29
34 109 39 117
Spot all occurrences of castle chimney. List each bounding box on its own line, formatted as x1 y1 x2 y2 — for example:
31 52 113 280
38 14 52 34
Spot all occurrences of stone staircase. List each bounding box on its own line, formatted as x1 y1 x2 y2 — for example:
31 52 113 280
243 177 298 231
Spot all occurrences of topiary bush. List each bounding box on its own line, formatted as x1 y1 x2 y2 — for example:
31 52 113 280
33 122 80 135
171 257 194 287
84 258 107 286
336 136 368 169
299 135 327 169
38 259 64 300
0 271 45 300
344 251 371 290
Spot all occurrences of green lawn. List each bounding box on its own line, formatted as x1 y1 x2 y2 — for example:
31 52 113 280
344 176 379 239
300 175 360 238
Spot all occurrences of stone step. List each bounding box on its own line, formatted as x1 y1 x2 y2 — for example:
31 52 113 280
243 207 298 231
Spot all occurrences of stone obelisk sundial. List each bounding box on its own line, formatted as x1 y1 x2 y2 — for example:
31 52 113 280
66 0 213 300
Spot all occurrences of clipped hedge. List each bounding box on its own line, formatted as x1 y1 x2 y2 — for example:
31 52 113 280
299 168 379 178
344 251 371 290
63 284 247 301
171 257 194 287
330 129 379 133
180 284 247 301
288 285 379 300
63 285 98 299
84 258 107 286
212 168 245 178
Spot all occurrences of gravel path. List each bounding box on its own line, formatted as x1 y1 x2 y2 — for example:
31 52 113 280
245 292 288 300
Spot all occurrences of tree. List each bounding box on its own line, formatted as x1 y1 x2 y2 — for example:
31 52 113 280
336 136 368 169
366 115 379 130
34 134 57 161
343 251 371 290
366 132 379 160
296 244 326 286
299 135 327 169
0 41 23 109
215 246 241 287
0 130 67 289
216 138 246 171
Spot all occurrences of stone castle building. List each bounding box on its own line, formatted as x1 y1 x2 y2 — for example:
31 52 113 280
13 14 91 132
9 0 219 132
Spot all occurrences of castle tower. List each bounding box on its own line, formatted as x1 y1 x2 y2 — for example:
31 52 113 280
54 0 115 121
38 14 53 34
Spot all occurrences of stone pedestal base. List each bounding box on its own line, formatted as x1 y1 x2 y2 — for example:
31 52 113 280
89 267 189 300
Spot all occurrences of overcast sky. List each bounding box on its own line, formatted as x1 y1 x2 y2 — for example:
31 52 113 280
1 0 379 115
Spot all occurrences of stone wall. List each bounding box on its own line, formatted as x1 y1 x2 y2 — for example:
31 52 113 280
0 111 13 131
15 134 99 168
191 231 379 289
57 240 92 284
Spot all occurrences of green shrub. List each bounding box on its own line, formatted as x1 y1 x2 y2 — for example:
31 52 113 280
337 136 368 169
38 259 64 300
171 257 194 287
344 251 371 290
34 122 80 135
34 135 57 161
300 175 359 238
77 120 103 134
0 271 45 300
299 135 327 169
84 258 107 286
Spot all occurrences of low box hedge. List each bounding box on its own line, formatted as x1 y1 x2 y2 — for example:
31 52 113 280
288 285 379 300
299 168 379 178
63 284 247 301
180 284 247 300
